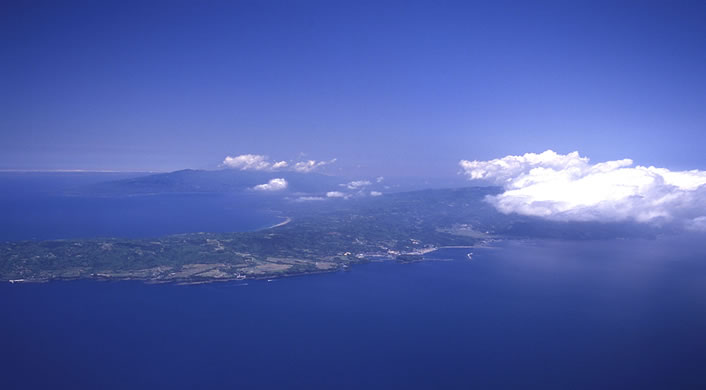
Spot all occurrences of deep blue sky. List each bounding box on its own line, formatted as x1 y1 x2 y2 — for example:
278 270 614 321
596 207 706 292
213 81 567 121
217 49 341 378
2 0 705 175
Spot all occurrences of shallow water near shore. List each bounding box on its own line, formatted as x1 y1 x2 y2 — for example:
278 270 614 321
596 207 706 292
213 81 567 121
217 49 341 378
2 237 706 389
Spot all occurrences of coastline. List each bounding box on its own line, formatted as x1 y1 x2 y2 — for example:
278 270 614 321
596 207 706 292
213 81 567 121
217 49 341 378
1 265 352 285
2 248 453 285
1 239 504 285
268 217 292 229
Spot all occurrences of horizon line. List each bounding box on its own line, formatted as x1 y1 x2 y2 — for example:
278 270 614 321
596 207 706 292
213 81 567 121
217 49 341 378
0 169 168 173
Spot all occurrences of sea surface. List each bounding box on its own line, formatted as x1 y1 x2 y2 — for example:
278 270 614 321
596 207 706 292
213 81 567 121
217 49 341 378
0 172 282 240
2 240 706 389
2 173 706 389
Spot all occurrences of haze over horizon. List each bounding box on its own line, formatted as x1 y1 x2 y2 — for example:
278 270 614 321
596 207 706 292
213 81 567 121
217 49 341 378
3 1 706 175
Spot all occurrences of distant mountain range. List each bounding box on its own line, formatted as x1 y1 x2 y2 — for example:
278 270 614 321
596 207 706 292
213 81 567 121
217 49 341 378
79 169 471 196
82 169 342 194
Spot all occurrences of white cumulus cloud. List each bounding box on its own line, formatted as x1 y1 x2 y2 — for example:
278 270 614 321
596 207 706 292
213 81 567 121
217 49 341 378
294 159 336 173
295 196 326 202
370 191 383 197
253 178 288 191
326 191 347 198
223 154 273 170
272 161 288 169
223 154 333 173
460 150 706 229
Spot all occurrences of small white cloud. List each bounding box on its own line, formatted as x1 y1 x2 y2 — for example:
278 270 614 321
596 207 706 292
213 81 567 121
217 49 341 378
294 158 336 173
253 178 288 191
341 180 372 190
272 161 288 169
295 196 326 202
223 154 273 170
222 154 289 171
460 150 706 229
223 154 334 173
326 191 347 198
376 176 384 183
370 191 383 197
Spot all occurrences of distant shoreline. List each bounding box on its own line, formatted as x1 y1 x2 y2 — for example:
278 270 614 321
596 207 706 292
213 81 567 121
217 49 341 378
268 217 292 229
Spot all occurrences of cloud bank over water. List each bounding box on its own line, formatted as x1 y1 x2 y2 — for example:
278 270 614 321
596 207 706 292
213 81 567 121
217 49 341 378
460 150 706 229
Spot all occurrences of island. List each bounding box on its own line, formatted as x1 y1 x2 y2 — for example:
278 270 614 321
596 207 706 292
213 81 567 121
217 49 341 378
0 186 654 284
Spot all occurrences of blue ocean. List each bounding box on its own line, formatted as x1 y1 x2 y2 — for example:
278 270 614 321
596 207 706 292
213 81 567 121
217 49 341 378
0 173 281 240
2 174 706 389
